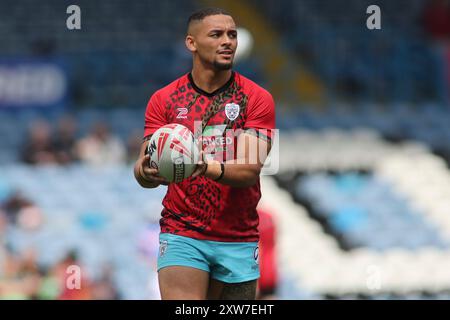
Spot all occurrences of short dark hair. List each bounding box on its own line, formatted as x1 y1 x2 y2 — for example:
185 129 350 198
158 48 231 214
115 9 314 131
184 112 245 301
187 7 231 27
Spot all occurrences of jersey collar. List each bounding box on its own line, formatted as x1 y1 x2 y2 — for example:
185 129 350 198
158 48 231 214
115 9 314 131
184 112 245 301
188 71 235 97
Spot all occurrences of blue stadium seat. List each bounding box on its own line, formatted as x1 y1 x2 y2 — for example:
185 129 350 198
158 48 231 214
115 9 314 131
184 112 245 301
296 172 450 251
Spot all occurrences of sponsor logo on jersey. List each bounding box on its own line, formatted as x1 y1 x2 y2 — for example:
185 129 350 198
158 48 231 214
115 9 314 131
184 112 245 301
202 125 231 149
201 124 234 161
225 103 240 121
202 136 233 147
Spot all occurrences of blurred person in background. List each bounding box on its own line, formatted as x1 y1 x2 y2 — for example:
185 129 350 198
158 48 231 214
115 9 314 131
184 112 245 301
423 0 450 42
422 0 450 103
256 209 278 300
51 250 93 300
137 222 161 299
52 115 79 165
75 122 126 166
21 120 57 165
0 191 30 224
126 130 144 165
0 249 27 299
0 212 8 278
0 248 42 299
0 191 43 229
91 264 120 300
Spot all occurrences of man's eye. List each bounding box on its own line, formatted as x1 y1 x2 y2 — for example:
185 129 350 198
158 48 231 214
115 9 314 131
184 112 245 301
211 34 219 38
229 33 237 38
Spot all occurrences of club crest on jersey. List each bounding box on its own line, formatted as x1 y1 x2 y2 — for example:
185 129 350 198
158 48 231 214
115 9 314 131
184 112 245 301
225 103 240 121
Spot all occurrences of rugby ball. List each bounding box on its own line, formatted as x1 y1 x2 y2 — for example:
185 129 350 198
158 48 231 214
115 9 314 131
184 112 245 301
147 124 199 183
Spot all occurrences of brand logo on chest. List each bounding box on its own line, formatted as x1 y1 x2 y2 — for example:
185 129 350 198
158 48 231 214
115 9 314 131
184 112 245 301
176 107 188 119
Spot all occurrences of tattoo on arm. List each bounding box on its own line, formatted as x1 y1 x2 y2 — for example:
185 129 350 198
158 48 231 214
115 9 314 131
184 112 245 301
220 280 257 300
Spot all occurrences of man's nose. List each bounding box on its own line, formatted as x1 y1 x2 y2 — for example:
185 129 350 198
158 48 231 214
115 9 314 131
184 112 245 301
221 34 233 46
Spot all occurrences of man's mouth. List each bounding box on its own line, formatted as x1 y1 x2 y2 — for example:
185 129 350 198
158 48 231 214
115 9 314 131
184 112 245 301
218 50 233 57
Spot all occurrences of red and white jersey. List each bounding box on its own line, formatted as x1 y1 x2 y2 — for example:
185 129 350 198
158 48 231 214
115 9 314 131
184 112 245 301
143 71 275 242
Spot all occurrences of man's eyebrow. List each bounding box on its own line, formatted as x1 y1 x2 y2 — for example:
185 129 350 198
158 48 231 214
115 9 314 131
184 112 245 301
208 29 224 33
208 28 237 33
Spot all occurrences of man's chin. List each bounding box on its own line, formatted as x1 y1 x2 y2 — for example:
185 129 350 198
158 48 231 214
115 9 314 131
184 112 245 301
213 60 233 71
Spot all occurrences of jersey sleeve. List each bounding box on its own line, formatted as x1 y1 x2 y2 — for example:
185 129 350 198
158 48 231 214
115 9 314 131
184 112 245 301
244 88 276 143
143 90 167 139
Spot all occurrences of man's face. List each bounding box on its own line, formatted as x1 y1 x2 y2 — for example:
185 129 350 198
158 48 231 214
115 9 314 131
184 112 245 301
188 14 238 70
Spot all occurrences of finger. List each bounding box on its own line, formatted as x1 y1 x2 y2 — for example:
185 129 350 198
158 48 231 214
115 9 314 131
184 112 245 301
152 175 169 184
155 177 169 184
143 167 167 180
145 168 159 176
191 170 201 178
191 164 205 178
141 173 166 184
159 176 170 185
141 154 150 167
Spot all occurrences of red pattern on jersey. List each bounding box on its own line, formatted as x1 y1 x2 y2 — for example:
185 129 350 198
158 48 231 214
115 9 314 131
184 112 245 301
144 72 275 242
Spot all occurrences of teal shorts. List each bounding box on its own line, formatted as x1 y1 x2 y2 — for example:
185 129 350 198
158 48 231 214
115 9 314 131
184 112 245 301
157 233 260 283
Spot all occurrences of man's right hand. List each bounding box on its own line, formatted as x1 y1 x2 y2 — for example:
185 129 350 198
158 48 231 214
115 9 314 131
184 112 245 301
134 154 169 188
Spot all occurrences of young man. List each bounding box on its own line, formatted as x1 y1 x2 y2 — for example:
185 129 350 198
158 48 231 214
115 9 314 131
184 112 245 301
134 7 275 300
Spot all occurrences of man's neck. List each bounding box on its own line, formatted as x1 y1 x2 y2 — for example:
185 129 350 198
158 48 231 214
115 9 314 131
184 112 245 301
190 65 232 94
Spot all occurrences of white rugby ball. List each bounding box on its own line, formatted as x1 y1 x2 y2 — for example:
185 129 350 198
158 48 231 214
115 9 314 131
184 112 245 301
147 124 199 183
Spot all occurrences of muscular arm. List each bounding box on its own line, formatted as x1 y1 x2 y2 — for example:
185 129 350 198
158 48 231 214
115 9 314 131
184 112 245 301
202 133 271 188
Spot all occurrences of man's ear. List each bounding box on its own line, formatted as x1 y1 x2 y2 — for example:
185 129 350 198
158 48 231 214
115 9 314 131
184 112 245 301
185 35 196 53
